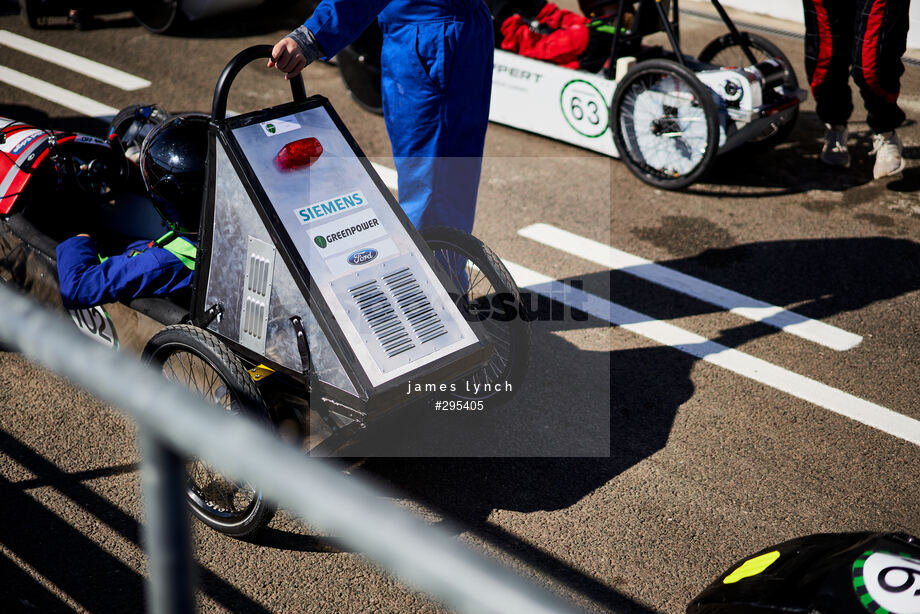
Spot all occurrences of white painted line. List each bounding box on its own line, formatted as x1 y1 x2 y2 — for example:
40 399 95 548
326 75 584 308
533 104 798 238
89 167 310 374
0 66 117 122
519 223 862 351
502 259 920 446
0 30 150 91
371 162 398 191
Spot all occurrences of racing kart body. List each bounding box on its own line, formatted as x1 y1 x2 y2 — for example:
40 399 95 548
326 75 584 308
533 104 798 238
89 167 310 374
337 0 805 189
0 115 178 353
0 45 531 537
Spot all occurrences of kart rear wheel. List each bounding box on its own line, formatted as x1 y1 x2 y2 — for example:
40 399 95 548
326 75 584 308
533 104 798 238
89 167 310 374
142 324 275 538
132 0 182 34
421 226 531 407
337 22 384 116
699 31 799 152
612 59 720 190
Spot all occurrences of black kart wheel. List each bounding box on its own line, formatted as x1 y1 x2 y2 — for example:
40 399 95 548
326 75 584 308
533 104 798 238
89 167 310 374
337 21 384 116
132 0 182 34
142 325 275 538
612 59 720 190
699 31 799 152
421 226 531 406
19 0 43 28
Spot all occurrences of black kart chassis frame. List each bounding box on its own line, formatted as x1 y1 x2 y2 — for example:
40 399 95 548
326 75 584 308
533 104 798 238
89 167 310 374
605 0 760 77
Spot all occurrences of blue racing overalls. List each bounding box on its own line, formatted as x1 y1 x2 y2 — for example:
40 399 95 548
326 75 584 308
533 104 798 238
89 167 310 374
56 232 196 310
304 0 494 234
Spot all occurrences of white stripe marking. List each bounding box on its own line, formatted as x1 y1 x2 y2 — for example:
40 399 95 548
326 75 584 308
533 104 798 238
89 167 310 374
519 223 862 351
502 260 920 446
0 66 117 122
5 76 902 445
371 162 398 191
0 30 150 91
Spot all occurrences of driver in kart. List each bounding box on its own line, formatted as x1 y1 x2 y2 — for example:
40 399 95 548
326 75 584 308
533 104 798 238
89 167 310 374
493 0 630 72
56 114 206 310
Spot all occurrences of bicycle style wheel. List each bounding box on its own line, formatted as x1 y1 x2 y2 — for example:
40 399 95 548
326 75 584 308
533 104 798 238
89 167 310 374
132 0 182 34
142 324 274 538
699 31 799 152
19 0 45 28
420 226 531 406
612 59 720 190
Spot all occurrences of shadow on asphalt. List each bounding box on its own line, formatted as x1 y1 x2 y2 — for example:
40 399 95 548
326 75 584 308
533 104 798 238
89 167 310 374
350 235 920 613
0 429 273 613
0 106 109 137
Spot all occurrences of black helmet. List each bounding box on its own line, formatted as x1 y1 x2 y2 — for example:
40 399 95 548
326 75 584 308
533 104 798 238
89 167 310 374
140 113 209 235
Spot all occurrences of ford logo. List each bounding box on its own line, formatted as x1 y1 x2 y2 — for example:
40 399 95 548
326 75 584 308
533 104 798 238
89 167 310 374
347 248 378 266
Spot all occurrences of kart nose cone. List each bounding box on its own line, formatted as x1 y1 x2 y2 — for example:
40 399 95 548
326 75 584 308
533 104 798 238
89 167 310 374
275 137 323 171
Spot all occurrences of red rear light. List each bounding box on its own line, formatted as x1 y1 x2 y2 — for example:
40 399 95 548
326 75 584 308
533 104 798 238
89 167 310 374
275 137 323 171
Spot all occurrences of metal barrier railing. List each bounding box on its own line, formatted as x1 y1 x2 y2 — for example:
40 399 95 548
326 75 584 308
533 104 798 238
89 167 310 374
0 283 583 614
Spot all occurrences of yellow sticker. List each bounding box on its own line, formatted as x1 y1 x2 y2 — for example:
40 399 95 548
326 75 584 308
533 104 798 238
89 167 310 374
723 551 781 584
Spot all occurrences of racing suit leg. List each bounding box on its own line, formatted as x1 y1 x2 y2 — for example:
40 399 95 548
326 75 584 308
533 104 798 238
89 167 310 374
379 3 494 235
802 0 856 126
852 0 909 133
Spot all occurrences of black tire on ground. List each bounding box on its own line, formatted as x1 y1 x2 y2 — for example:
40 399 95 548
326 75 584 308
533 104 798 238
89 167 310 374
19 0 42 28
420 226 531 407
142 324 275 538
337 22 384 115
612 59 721 190
698 31 799 153
132 0 183 34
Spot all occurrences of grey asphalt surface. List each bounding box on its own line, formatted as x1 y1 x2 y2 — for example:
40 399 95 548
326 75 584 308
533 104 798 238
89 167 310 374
1 0 920 612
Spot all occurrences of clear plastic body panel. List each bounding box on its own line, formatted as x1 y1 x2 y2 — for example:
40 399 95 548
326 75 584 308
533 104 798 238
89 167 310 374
205 143 357 395
228 106 479 388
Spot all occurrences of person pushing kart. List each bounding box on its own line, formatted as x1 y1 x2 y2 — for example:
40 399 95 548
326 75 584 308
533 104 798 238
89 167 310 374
268 0 493 237
56 114 206 310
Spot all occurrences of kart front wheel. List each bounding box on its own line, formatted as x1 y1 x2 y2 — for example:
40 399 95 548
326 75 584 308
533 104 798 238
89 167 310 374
612 59 720 190
421 226 531 407
142 325 275 538
699 31 799 153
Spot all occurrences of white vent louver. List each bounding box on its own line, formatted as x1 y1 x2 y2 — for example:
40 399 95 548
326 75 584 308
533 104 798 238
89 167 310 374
383 267 447 344
350 279 415 358
240 237 276 354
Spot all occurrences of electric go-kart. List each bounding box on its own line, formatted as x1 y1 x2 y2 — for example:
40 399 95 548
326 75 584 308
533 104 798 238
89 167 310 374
0 45 531 537
19 0 265 33
337 0 805 189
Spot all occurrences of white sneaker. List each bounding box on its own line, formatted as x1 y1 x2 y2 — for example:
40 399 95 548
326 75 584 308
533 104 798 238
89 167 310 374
871 130 906 179
821 124 850 167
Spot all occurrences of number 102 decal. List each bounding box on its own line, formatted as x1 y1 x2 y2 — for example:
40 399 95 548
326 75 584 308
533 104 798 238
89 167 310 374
560 79 609 138
68 306 119 350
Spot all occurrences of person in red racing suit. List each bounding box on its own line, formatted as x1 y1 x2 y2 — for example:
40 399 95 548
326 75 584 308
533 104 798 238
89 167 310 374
803 0 910 178
495 0 628 72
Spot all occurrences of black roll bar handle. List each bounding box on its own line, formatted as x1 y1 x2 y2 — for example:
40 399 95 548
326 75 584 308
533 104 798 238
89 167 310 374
211 44 308 121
